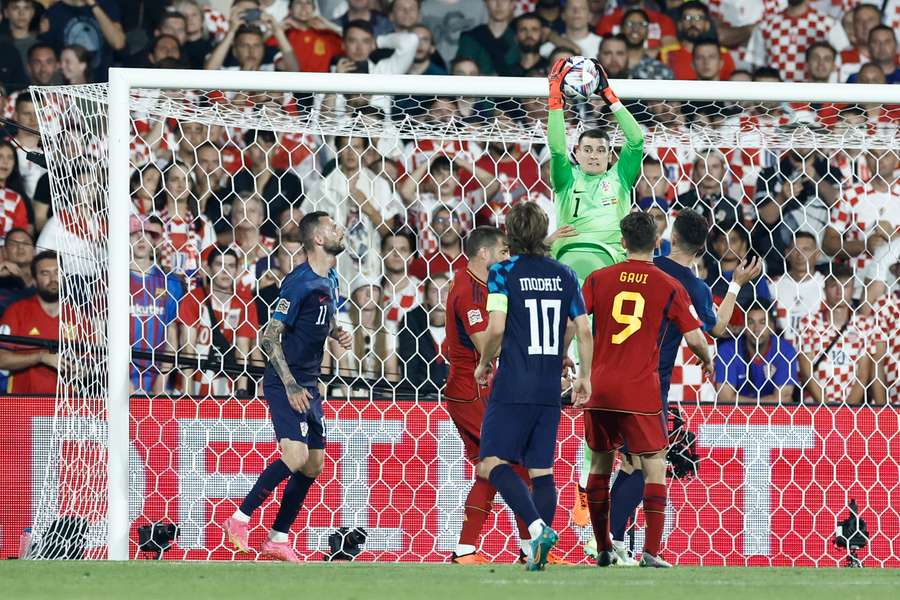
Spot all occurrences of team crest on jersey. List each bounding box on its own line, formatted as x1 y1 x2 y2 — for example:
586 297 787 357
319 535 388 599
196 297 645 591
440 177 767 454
600 181 611 192
467 309 483 326
275 298 291 314
300 422 309 437
154 287 167 299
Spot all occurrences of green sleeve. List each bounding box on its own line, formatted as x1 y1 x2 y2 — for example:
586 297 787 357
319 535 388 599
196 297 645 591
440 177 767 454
612 104 645 190
548 108 574 192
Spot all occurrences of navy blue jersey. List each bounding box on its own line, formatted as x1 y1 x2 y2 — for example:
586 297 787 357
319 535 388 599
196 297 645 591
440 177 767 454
486 255 586 406
654 256 717 382
265 262 339 386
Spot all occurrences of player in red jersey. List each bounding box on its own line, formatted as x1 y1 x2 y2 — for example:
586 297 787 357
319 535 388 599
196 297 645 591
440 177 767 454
577 212 713 568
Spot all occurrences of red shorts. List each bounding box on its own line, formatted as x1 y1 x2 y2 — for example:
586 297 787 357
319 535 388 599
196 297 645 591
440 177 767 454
583 409 668 455
445 398 486 462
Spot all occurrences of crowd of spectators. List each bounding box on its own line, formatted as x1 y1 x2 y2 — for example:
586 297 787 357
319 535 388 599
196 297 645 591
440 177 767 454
0 0 897 406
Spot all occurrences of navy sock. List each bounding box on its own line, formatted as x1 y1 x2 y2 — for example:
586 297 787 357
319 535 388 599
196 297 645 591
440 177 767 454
610 469 645 541
489 464 541 529
239 459 293 517
272 472 316 533
530 474 557 528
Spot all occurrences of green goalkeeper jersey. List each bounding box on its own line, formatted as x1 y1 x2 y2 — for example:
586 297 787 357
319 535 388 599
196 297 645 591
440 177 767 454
548 104 644 277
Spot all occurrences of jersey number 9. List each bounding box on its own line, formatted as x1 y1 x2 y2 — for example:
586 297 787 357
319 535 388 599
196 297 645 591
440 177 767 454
611 291 645 344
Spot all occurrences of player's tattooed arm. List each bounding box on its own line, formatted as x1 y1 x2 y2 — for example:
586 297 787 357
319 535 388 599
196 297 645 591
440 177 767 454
261 320 299 391
261 319 312 411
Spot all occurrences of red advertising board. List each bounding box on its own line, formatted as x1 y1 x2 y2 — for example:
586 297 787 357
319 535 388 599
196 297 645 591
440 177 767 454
1 396 898 566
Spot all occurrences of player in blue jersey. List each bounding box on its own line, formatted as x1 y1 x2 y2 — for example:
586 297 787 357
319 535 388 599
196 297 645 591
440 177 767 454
595 208 761 564
223 211 352 562
128 215 184 394
474 201 594 571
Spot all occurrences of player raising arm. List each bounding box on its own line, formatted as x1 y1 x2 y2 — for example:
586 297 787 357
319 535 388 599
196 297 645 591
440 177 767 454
474 202 593 571
547 57 644 527
578 212 712 568
223 212 352 562
547 58 645 277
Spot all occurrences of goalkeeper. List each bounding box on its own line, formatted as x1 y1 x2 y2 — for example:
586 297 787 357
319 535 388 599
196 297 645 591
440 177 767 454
546 58 644 533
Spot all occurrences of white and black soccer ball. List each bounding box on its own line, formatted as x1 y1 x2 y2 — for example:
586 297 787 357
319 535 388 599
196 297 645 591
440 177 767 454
562 56 601 102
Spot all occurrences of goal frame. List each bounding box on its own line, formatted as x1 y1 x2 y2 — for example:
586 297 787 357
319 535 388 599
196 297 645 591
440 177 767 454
104 67 900 560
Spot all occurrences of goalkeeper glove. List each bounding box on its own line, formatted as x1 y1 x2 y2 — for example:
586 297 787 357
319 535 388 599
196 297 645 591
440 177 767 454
548 58 572 111
590 59 620 106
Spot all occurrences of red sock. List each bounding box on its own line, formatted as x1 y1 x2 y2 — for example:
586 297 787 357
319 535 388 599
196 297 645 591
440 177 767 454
642 483 667 556
511 465 532 539
459 478 495 547
586 473 612 551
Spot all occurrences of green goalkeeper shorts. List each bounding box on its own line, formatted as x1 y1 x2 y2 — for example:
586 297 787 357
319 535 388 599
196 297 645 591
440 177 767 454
555 245 623 283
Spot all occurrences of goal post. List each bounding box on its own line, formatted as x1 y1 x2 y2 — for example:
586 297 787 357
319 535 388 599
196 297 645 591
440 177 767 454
30 68 900 563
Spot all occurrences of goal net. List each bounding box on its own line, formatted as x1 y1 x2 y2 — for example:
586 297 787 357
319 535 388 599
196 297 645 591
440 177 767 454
26 71 900 565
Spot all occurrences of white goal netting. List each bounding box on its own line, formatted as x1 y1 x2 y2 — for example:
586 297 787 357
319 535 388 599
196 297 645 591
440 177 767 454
26 77 900 565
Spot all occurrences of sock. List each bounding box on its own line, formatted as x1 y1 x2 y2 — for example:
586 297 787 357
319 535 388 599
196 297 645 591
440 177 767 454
268 530 289 543
610 470 645 541
510 465 532 540
579 443 591 488
526 519 545 540
272 472 316 534
231 510 250 523
530 474 557 529
238 459 293 517
489 464 541 531
586 473 612 552
519 539 533 559
642 483 667 556
458 478 495 549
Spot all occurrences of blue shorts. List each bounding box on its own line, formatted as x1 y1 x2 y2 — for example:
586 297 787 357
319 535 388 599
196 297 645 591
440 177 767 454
264 378 326 449
479 402 561 469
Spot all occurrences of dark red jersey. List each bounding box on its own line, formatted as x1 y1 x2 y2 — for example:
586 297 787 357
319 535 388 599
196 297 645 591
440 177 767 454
444 268 490 402
582 259 700 414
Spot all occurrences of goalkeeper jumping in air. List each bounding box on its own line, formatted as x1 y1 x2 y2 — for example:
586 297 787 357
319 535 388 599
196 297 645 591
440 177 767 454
546 58 644 537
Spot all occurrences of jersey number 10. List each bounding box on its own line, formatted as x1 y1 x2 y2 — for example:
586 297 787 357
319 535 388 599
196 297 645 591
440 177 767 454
525 298 561 356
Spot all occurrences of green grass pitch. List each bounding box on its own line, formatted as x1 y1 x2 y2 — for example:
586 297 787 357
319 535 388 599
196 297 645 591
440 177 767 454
3 562 900 600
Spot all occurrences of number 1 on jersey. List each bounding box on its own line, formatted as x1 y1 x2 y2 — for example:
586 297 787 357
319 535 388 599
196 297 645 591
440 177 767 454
525 298 561 355
611 291 645 344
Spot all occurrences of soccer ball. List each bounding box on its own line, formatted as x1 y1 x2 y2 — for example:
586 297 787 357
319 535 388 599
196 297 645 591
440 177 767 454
562 56 601 102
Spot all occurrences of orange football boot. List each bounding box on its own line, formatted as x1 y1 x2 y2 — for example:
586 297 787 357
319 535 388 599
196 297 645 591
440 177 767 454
572 486 590 527
451 552 491 564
